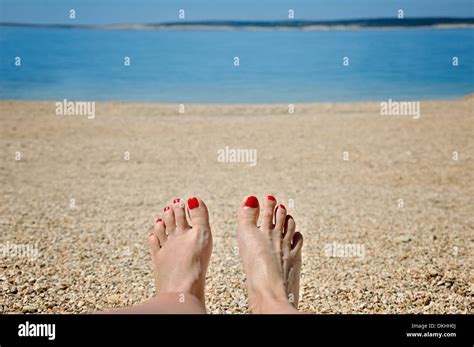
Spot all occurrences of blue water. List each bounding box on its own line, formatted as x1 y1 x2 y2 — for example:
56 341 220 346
0 27 473 103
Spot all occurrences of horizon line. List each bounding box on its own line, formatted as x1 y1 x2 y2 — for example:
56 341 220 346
1 17 474 31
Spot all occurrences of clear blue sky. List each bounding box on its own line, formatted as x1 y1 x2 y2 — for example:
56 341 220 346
1 0 473 24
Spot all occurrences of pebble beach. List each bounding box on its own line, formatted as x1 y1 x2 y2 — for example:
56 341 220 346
0 97 473 313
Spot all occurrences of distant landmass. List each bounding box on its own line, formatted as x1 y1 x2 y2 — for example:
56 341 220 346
1 18 473 31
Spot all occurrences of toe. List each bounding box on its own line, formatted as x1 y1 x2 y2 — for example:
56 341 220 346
153 218 167 244
187 197 209 227
291 232 304 253
147 234 160 272
148 233 160 253
283 215 296 244
261 195 277 230
237 195 260 226
274 204 287 231
163 205 176 234
172 198 190 231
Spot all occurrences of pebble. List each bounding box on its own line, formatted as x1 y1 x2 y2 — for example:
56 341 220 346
394 235 412 243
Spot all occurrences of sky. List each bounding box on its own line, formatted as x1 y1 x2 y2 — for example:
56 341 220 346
1 0 473 25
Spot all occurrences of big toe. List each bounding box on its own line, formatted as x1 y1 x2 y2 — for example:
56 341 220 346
187 196 210 228
238 195 260 226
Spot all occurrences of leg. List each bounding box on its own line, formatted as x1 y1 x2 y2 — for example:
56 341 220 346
237 195 304 314
101 197 212 314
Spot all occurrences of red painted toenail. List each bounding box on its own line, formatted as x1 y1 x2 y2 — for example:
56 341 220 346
188 197 199 210
156 218 162 223
267 195 276 201
163 206 170 212
245 196 259 208
279 204 286 210
173 198 180 204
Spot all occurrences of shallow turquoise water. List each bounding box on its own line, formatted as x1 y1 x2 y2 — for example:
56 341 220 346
0 27 472 103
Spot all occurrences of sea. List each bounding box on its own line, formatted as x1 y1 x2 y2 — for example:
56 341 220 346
0 27 472 103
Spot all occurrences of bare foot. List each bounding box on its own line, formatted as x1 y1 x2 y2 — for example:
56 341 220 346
147 197 212 312
237 195 303 314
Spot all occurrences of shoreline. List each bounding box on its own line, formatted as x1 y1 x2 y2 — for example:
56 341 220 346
1 93 473 109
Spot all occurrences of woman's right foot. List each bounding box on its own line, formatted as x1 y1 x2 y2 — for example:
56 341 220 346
237 195 303 314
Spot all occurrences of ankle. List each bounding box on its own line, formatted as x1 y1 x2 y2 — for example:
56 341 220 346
153 292 207 313
249 289 297 314
251 298 298 314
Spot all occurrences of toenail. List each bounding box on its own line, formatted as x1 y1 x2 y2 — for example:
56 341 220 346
267 195 276 201
156 218 162 223
188 197 199 209
279 204 286 210
245 196 259 208
164 206 170 212
173 198 180 204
